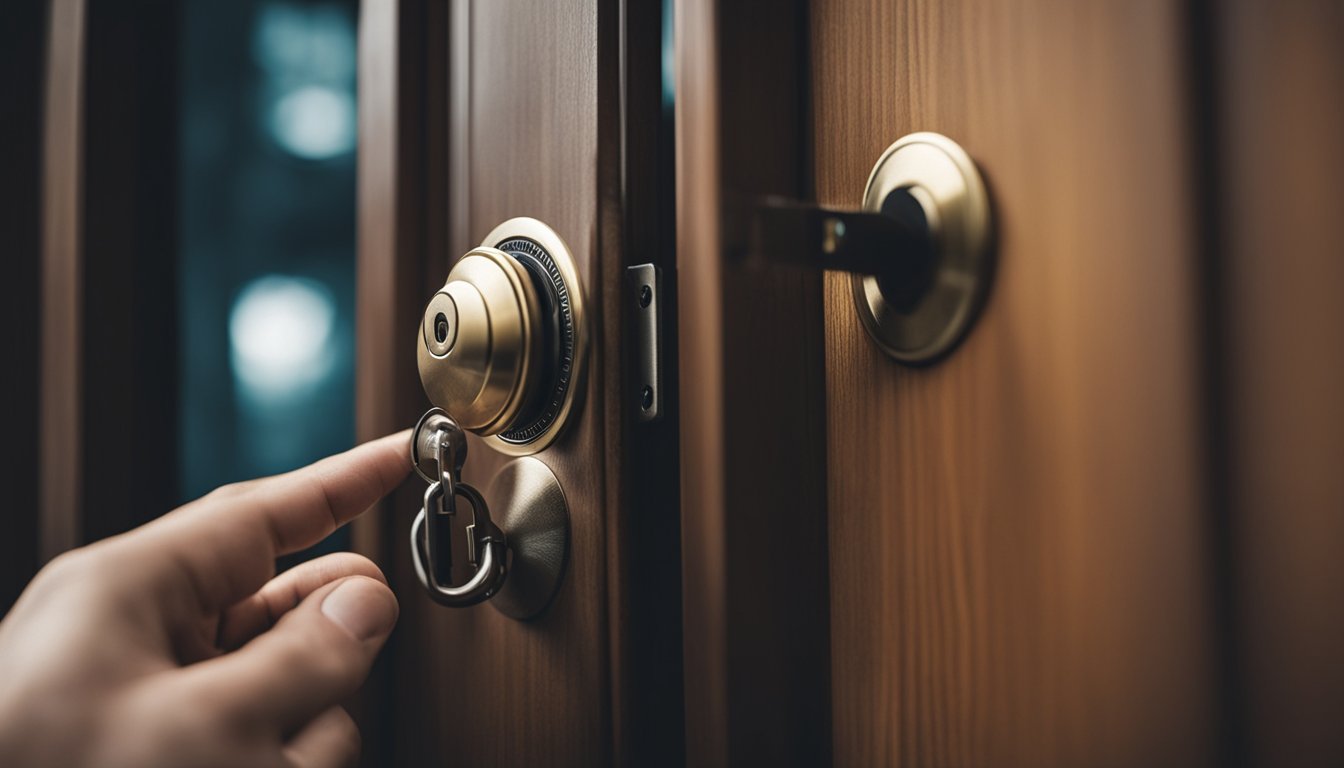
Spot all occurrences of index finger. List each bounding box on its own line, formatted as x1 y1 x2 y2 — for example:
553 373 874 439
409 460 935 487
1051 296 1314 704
117 430 411 613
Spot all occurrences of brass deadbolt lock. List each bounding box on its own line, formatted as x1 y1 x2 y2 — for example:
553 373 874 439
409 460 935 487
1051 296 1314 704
418 218 588 456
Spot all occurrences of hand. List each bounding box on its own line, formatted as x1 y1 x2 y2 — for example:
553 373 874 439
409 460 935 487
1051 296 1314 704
0 433 411 768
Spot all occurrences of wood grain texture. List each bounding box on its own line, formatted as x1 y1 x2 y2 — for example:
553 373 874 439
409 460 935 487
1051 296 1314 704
40 0 178 560
369 1 620 764
812 2 1216 765
1219 3 1344 765
353 1 444 763
443 1 611 758
677 0 832 764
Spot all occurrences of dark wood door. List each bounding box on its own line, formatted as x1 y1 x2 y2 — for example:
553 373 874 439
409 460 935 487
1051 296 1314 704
355 1 680 765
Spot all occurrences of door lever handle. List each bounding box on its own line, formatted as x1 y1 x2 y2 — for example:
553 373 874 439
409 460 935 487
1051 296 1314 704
729 132 993 365
739 193 939 313
738 196 931 277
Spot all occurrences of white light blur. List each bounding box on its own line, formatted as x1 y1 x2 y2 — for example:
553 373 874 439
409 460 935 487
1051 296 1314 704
269 85 356 160
253 2 357 160
229 275 336 401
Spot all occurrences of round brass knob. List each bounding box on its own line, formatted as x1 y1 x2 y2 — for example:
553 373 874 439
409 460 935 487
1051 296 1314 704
417 218 587 455
418 247 542 435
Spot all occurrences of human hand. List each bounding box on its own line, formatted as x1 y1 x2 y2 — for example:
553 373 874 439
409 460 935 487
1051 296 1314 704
0 432 411 768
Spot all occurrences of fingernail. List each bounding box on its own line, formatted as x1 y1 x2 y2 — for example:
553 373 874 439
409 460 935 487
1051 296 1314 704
321 578 398 641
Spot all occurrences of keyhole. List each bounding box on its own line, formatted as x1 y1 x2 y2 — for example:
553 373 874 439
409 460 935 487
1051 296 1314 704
434 313 450 344
639 284 652 308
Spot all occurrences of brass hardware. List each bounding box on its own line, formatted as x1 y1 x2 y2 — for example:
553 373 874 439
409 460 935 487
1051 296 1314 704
731 132 990 365
417 218 588 455
408 409 571 620
487 457 571 620
852 132 992 364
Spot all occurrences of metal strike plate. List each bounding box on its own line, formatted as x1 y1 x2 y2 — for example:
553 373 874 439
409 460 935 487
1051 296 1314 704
627 264 662 423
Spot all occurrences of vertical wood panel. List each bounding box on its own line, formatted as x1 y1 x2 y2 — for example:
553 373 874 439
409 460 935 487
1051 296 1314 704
812 2 1215 765
40 0 178 560
434 3 613 761
361 1 621 764
41 0 87 561
677 0 832 764
1219 3 1344 765
674 0 729 760
353 0 440 764
360 0 680 763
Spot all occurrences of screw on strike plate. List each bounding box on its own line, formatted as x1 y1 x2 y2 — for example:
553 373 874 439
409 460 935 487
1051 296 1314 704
627 264 661 423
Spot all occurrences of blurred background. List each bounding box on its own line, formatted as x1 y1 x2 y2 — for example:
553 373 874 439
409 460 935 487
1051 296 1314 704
0 0 362 608
177 0 357 521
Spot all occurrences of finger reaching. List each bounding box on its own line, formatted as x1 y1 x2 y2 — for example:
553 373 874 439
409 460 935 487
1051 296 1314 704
112 431 411 614
216 552 388 652
174 575 397 734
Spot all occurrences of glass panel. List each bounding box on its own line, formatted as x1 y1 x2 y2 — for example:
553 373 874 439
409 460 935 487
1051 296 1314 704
178 0 359 562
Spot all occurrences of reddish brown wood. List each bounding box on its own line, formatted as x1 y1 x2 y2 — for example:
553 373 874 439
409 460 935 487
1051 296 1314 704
674 3 728 761
812 2 1216 765
353 1 440 763
353 0 439 553
41 0 87 562
356 0 684 763
416 3 617 761
1219 3 1344 765
39 0 178 561
676 0 832 765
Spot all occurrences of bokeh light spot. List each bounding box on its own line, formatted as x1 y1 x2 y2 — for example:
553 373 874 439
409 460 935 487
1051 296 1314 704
228 275 336 400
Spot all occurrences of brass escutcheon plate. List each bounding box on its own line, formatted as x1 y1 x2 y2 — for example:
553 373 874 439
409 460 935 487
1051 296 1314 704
852 132 993 364
480 218 588 456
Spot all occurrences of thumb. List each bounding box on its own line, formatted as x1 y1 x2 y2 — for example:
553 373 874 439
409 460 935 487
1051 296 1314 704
176 576 397 733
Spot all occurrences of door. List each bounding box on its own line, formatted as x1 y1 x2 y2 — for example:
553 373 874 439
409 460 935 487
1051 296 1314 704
676 1 1344 766
355 0 681 765
811 4 1213 764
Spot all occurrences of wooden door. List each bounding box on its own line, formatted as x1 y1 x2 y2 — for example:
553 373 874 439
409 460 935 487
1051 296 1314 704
1217 4 1344 765
812 4 1214 765
355 1 681 765
677 1 1344 767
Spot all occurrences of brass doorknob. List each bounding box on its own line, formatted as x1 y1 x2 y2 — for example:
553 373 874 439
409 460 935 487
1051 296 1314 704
736 132 992 365
417 218 587 455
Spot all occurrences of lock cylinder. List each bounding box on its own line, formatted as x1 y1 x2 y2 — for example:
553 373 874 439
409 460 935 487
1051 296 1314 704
419 247 542 435
417 218 587 455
